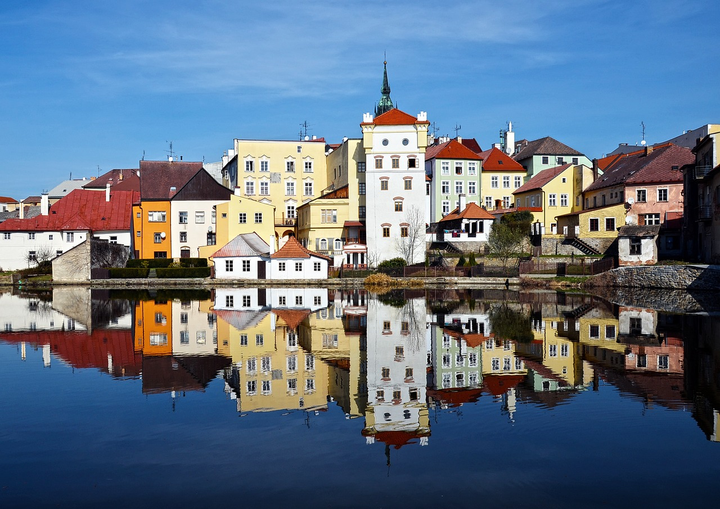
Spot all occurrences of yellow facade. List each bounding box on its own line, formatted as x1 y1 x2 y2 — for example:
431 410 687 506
232 139 330 239
480 169 526 210
326 138 365 217
198 194 276 262
134 299 173 356
296 193 349 262
133 201 172 259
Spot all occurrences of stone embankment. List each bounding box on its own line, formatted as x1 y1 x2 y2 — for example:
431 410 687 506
586 265 720 291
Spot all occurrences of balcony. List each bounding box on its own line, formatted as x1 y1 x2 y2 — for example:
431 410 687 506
275 214 296 227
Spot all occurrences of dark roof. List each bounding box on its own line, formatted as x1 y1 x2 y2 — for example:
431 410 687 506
513 136 583 161
477 147 525 171
461 138 483 154
618 225 661 237
513 164 572 194
83 169 139 190
138 160 203 200
0 189 137 232
584 144 693 192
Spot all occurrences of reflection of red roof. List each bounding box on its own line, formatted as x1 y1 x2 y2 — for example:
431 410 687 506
0 329 141 377
363 108 429 126
271 236 331 261
428 387 483 407
462 333 494 348
363 430 428 449
483 374 525 396
273 308 311 331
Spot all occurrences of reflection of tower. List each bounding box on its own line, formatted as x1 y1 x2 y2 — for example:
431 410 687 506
362 294 430 453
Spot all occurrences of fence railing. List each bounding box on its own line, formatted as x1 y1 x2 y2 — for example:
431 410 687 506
519 257 614 276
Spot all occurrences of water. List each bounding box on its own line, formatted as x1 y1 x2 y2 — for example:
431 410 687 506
1 287 719 508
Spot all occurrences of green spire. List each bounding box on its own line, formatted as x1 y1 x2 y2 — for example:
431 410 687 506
375 60 393 117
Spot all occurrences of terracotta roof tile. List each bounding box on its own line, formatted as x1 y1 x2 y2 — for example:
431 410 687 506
83 169 141 192
477 147 525 171
363 108 429 126
439 202 495 222
425 139 482 161
273 308 311 331
0 196 17 203
461 138 483 154
271 236 331 261
513 136 583 162
513 164 571 194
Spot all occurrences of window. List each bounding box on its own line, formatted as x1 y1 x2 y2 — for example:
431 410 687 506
153 251 165 258
179 211 188 224
636 189 647 202
589 325 600 338
643 213 660 225
605 325 616 339
400 226 408 237
305 379 315 392
485 196 493 209
442 201 450 216
630 317 642 335
382 226 390 237
455 181 464 194
468 181 476 194
259 160 269 172
359 206 366 218
286 160 295 172
441 181 450 194
148 211 166 222
295 295 303 305
404 179 412 190
589 218 599 232
549 344 557 357
503 176 510 188
154 233 162 243
560 194 568 207
405 368 413 379
238 212 247 224
658 355 669 369
441 161 450 175
503 196 511 208
225 295 234 307
254 212 263 223
321 209 337 223
246 357 256 373
357 162 365 173
242 260 251 272
304 160 313 173
572 157 579 165
455 162 463 175
381 367 390 379
468 162 477 176
380 180 388 191
255 333 264 346
491 176 498 188
408 158 416 168
195 211 205 224
359 183 366 195
225 260 234 272
605 217 615 231
542 156 549 164
391 157 400 169
286 181 295 196
179 231 187 242
548 193 557 207
514 176 522 188
245 180 255 195
245 160 254 172
295 262 302 271
492 358 500 371
314 262 321 271
305 354 315 371
260 181 269 195
558 157 565 165
278 262 286 271
304 181 313 196
394 200 403 212
375 158 383 169
630 237 641 255
286 204 296 219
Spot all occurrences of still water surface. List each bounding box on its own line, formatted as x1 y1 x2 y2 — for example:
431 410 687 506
1 287 719 508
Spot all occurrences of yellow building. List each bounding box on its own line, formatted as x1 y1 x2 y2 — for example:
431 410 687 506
296 186 351 267
223 138 330 241
556 203 627 243
478 147 527 210
198 192 276 262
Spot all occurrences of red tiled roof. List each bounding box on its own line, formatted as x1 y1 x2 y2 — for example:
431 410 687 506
482 374 525 396
0 189 137 232
23 196 42 204
513 164 571 194
0 196 17 203
318 185 349 199
439 202 495 223
363 108 429 126
425 139 482 161
461 138 483 154
83 169 139 190
478 147 525 171
139 160 203 200
491 206 542 216
513 136 583 161
363 430 428 449
584 144 693 192
344 220 364 227
271 236 331 261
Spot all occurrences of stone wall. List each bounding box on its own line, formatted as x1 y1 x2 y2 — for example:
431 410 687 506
541 237 616 256
586 265 720 291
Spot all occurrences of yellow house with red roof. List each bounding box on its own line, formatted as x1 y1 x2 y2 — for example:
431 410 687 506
478 147 527 211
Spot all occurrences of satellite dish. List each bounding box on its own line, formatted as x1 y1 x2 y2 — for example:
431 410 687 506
627 197 635 205
160 232 166 239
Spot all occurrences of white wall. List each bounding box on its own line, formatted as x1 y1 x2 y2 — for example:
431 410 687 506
268 257 328 279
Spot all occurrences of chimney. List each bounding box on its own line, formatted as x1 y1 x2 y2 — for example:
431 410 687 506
592 158 599 182
234 186 241 196
106 183 111 202
19 200 24 219
457 136 462 143
41 193 49 216
644 145 653 156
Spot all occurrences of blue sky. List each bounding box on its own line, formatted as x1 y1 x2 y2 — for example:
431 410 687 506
1 0 719 200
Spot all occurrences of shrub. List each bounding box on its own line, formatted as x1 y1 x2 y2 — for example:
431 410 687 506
457 255 466 267
109 268 150 278
468 253 477 266
377 257 407 270
155 267 211 278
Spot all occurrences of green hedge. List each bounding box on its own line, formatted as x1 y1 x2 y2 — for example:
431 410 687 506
109 268 150 278
127 258 208 268
155 267 211 278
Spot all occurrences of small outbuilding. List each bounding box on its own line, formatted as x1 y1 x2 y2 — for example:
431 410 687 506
617 225 660 266
210 232 271 279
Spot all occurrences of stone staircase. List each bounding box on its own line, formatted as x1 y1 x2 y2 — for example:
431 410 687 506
564 237 600 256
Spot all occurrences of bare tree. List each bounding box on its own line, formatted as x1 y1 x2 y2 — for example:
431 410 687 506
25 245 54 267
395 206 426 265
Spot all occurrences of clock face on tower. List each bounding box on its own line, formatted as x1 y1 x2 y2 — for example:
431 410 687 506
382 139 389 146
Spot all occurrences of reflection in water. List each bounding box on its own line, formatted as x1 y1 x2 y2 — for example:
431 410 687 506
2 286 720 504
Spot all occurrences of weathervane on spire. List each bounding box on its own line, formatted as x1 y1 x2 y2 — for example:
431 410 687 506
375 54 394 117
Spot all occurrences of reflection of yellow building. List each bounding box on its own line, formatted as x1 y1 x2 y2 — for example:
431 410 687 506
217 309 329 412
134 299 173 356
575 308 625 368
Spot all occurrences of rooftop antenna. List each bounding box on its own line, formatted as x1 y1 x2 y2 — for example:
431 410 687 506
430 122 440 137
299 121 311 140
97 165 101 177
640 121 646 146
166 140 176 161
454 124 462 137
142 150 145 161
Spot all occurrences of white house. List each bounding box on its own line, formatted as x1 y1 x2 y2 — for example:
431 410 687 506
269 236 330 280
210 232 271 279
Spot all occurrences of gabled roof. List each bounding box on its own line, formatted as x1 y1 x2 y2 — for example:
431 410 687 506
513 137 583 162
273 308 311 331
0 196 17 203
83 169 140 192
363 108 429 126
318 185 349 200
23 196 42 204
513 164 572 194
478 147 525 171
425 139 482 161
271 236 331 261
461 138 483 154
439 202 495 223
618 225 661 237
584 144 693 192
210 232 270 259
138 160 203 200
47 179 92 199
0 189 137 232
213 310 269 330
